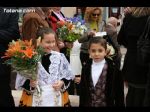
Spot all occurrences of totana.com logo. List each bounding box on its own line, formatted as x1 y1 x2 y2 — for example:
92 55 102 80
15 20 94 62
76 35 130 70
3 8 35 13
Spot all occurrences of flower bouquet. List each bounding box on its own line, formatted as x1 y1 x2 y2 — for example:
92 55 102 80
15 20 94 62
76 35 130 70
56 17 87 56
2 37 45 96
56 17 87 42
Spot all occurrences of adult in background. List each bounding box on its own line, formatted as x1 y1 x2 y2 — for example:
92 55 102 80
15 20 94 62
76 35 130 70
105 17 122 69
49 7 72 58
22 7 49 42
0 7 20 106
117 7 150 106
74 8 84 20
78 7 104 66
22 7 63 52
49 7 66 32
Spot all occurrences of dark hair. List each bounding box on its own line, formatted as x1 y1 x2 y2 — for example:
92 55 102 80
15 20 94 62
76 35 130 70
36 27 56 40
88 37 107 50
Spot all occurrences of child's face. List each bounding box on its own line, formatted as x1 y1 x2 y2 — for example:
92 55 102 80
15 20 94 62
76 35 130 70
89 43 107 62
40 33 56 53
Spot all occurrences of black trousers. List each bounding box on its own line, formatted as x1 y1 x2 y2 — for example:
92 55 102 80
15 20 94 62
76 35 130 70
67 81 81 95
143 65 150 106
126 85 146 106
0 58 15 107
80 52 89 66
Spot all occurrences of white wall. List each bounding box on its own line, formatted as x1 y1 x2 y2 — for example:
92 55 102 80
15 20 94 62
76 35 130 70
61 7 76 18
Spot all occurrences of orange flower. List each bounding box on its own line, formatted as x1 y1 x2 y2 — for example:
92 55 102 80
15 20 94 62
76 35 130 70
2 41 22 58
22 47 36 59
66 22 73 31
23 39 33 47
57 20 65 27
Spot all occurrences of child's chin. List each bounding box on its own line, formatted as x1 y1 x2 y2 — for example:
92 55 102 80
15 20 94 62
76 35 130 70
45 49 52 53
94 59 101 62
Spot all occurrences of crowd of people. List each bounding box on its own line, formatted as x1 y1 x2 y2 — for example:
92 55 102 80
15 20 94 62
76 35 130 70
0 7 150 107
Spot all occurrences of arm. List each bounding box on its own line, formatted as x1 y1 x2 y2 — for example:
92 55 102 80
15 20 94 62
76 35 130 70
78 32 89 43
59 53 75 90
117 17 128 47
15 73 28 90
79 66 87 106
78 22 94 43
114 69 125 106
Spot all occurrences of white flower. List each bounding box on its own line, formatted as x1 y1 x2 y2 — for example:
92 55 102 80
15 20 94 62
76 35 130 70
76 22 81 27
107 44 115 56
80 29 84 35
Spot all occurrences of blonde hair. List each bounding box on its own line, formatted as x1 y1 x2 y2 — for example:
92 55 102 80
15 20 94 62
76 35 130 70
84 7 103 24
131 7 150 17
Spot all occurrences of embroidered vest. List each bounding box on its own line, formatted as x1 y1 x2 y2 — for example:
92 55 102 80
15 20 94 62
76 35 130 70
89 63 108 107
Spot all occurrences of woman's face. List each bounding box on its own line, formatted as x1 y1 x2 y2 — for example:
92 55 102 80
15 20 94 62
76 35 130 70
40 33 56 53
91 9 101 21
77 9 82 14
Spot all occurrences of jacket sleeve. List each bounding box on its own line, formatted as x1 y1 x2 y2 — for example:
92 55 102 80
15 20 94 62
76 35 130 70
78 22 93 43
78 32 89 43
114 68 125 106
0 12 20 44
79 66 88 106
117 17 128 47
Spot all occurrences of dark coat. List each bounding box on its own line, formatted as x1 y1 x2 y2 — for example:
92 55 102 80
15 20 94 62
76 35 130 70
0 7 20 55
117 14 149 85
0 7 20 106
80 57 124 107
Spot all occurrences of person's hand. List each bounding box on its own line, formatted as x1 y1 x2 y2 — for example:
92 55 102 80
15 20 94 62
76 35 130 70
88 30 96 37
58 40 65 49
124 7 132 16
74 75 81 84
124 81 128 88
52 80 64 91
65 42 74 49
30 79 38 88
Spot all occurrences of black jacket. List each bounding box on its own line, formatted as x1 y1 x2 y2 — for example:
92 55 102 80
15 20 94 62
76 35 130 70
0 7 20 55
117 14 149 85
80 57 124 107
0 7 20 106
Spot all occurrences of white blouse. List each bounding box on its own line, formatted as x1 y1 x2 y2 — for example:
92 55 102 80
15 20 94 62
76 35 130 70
92 59 106 87
15 51 75 106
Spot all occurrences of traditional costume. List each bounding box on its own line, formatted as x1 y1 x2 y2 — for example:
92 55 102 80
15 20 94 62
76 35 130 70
80 57 124 107
15 51 74 107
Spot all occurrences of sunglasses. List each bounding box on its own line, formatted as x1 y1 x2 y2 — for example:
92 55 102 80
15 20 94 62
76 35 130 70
92 13 100 17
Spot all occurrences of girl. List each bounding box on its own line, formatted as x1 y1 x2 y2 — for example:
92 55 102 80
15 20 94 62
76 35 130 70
80 37 124 107
15 27 74 107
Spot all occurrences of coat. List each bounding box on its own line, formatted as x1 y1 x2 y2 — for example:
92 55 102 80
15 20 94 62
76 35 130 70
22 7 59 52
80 57 124 107
0 7 20 106
22 8 49 41
0 7 20 55
117 14 149 85
48 11 65 32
